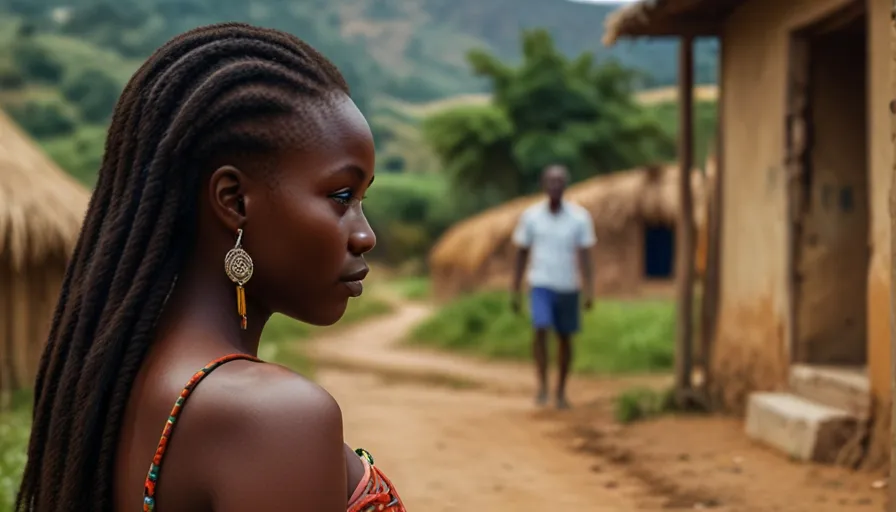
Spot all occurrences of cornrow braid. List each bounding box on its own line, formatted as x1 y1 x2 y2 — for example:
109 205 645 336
16 23 350 512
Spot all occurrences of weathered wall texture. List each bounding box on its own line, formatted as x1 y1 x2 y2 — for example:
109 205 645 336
865 0 892 413
711 0 890 412
869 0 896 472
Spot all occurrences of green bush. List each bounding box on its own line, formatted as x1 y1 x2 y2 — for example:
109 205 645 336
0 392 32 512
258 294 393 375
6 97 76 138
614 386 676 423
389 276 432 301
0 59 24 90
61 67 122 123
11 41 63 83
379 154 406 173
408 291 676 375
40 125 108 185
364 173 464 266
646 100 718 165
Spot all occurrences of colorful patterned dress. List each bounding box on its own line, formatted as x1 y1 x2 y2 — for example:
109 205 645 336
142 354 406 511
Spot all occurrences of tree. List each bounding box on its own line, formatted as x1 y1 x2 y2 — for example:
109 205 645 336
61 67 122 123
7 97 76 138
11 39 63 83
423 29 675 201
422 104 517 193
0 59 25 90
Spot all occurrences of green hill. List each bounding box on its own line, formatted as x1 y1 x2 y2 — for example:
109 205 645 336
0 0 717 105
338 0 718 98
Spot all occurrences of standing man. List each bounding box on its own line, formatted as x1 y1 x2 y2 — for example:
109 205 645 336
511 164 595 409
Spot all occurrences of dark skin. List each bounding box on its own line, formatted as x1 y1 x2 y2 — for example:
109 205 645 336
114 93 375 511
511 165 593 403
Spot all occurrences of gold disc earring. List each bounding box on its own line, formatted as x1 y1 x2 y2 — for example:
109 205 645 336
224 228 254 330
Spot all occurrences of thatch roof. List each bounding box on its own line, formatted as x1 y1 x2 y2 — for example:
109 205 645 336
0 109 90 270
429 165 705 275
602 0 744 46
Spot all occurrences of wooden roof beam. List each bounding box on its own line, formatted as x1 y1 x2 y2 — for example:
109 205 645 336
604 20 722 45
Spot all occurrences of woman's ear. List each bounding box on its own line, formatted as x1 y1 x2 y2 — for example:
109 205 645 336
208 165 248 233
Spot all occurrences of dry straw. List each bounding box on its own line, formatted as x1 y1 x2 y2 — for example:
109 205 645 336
0 107 89 397
0 109 89 270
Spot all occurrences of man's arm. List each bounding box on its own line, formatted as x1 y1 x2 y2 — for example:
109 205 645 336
578 247 594 305
511 212 532 311
577 213 597 308
512 247 530 296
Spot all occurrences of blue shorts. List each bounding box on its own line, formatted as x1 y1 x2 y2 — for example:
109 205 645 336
529 287 580 335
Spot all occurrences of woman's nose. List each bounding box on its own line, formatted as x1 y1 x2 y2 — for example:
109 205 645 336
348 213 376 256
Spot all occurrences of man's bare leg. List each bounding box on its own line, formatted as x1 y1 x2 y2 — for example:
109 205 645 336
534 328 549 405
556 333 573 409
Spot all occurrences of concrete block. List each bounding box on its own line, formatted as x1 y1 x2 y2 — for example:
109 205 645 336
745 392 857 463
789 364 870 419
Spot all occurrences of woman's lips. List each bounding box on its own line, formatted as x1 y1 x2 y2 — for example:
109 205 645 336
342 280 363 297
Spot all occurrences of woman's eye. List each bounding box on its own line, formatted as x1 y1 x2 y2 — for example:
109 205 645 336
331 190 354 205
331 190 367 206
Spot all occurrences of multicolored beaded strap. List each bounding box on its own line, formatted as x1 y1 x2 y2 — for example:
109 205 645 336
142 353 261 512
348 449 407 512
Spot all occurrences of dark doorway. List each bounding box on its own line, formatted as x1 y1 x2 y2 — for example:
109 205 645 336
644 224 675 278
787 1 868 365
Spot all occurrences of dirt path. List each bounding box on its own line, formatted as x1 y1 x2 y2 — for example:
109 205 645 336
308 302 887 511
310 302 659 511
308 303 670 399
323 371 653 510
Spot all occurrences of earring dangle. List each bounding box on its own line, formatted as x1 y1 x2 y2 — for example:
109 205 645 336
224 228 254 330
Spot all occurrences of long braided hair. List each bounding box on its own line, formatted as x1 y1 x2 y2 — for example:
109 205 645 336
16 23 349 511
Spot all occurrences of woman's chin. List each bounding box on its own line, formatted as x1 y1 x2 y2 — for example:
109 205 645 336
288 300 348 328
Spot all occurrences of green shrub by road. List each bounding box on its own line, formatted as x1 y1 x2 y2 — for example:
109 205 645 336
408 291 675 375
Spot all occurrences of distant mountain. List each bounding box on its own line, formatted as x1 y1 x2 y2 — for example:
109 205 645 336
334 0 718 99
0 0 718 103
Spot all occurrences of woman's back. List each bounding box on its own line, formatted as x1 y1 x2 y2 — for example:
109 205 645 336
115 347 360 511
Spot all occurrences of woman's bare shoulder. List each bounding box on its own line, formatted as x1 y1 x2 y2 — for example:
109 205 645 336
189 361 348 511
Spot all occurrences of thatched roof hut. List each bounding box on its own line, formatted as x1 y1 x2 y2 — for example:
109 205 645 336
602 0 741 46
0 109 89 396
429 165 708 299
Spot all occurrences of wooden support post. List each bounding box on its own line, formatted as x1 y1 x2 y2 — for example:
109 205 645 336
675 35 696 402
889 1 896 506
699 38 724 407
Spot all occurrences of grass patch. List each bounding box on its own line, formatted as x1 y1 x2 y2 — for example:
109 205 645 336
0 392 33 512
614 386 676 424
259 296 393 375
388 276 431 301
258 314 315 375
340 296 394 324
408 290 675 375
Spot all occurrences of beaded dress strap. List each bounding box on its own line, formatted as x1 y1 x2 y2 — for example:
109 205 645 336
142 353 261 512
347 449 407 512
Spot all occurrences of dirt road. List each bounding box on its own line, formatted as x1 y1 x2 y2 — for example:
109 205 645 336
308 303 887 511
311 304 655 511
324 371 649 510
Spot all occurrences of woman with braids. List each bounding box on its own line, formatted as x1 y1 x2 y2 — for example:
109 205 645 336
16 23 405 512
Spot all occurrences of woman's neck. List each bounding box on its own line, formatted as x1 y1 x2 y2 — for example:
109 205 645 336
155 266 271 357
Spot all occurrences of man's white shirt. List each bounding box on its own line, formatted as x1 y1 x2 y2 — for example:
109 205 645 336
512 200 596 293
